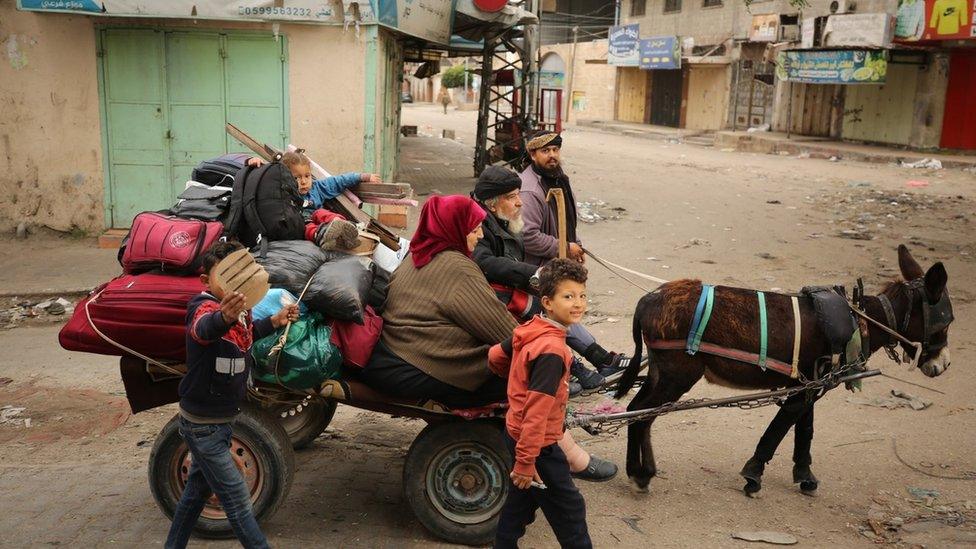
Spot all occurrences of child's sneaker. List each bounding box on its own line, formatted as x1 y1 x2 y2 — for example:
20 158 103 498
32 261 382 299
315 219 360 252
598 353 631 383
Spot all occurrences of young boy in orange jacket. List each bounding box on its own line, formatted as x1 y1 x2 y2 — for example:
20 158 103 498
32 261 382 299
489 258 592 548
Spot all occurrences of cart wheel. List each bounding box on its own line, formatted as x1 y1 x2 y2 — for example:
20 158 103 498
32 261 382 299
148 404 295 539
272 398 337 450
403 419 511 546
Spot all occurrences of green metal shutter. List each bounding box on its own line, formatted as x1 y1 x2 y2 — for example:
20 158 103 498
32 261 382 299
99 29 288 228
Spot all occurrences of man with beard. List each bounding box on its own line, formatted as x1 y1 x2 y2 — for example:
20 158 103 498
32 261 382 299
519 131 585 266
472 166 630 394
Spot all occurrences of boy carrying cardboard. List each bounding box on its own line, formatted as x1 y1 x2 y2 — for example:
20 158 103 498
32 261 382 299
489 258 593 549
164 241 298 549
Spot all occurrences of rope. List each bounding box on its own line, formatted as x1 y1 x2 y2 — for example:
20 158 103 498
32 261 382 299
892 438 976 480
583 249 669 293
270 274 316 387
84 291 184 377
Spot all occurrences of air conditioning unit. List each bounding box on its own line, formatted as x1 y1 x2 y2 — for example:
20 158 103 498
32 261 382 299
829 0 857 14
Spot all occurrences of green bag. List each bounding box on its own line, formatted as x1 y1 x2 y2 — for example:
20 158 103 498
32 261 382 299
252 312 342 389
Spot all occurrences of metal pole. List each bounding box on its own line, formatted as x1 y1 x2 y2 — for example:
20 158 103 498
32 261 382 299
786 81 794 139
463 57 469 103
731 60 741 132
568 369 881 427
524 0 540 128
565 25 579 122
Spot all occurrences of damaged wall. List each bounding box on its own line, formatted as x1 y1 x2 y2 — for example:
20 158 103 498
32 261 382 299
0 4 374 233
0 5 104 234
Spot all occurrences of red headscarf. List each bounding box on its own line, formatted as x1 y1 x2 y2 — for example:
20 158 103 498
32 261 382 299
410 195 486 269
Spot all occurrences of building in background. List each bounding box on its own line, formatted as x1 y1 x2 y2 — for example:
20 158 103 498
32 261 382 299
1 0 531 234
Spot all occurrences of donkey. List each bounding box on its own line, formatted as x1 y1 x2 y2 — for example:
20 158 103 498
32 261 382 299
614 245 953 495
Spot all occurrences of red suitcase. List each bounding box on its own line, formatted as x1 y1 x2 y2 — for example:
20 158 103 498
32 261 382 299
59 273 206 361
121 212 223 274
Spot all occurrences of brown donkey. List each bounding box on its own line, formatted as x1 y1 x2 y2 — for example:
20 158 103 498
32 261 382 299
614 245 953 495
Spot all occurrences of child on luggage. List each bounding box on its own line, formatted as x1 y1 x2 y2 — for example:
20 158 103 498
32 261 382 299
280 151 378 252
164 241 298 549
489 259 593 549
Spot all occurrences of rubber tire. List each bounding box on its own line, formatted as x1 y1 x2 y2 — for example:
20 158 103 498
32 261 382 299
148 404 295 539
403 419 511 546
272 398 337 450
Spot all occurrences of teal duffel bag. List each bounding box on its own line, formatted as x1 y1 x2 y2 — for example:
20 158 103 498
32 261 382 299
252 312 342 390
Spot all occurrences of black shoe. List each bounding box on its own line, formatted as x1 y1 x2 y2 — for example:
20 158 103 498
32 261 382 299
570 358 605 390
571 455 618 482
598 354 631 382
568 381 583 397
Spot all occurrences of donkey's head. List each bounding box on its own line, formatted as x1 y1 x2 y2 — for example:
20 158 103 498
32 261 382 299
887 245 953 377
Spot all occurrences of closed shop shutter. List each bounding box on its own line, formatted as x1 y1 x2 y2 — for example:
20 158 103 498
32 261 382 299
842 63 919 146
99 29 287 227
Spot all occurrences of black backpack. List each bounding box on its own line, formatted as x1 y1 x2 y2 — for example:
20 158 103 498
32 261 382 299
191 153 251 187
225 161 306 248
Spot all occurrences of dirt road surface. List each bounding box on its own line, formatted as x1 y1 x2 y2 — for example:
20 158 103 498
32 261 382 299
1 103 974 548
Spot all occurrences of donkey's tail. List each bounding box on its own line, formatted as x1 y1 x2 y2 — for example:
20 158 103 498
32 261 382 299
614 307 646 399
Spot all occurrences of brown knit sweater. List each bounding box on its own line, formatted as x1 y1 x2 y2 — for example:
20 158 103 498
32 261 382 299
381 250 518 391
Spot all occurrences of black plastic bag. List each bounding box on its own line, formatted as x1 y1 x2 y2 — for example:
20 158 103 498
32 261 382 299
304 255 374 323
254 240 327 292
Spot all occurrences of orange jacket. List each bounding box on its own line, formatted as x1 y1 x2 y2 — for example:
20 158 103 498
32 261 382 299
489 315 571 477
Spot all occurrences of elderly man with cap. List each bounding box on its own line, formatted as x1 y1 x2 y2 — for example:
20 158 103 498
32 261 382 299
472 165 631 394
519 131 585 266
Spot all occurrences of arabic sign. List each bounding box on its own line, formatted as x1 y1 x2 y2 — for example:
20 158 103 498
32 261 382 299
376 0 455 44
608 24 640 66
750 14 780 42
776 50 888 84
638 36 680 69
17 1 354 23
824 13 896 48
539 70 565 88
895 0 975 41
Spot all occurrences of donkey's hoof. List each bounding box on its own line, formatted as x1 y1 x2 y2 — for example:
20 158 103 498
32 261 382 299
799 481 819 496
629 476 651 494
743 478 762 497
792 464 818 495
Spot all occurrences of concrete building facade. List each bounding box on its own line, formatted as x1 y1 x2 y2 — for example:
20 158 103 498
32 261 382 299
1 3 405 233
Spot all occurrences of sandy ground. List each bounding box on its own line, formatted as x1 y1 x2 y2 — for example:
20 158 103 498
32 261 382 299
0 103 974 548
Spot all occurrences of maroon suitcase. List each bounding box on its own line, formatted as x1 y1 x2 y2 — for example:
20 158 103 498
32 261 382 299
59 273 206 361
121 212 223 274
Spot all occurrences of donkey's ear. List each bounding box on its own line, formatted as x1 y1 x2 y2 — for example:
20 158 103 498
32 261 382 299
898 244 924 280
924 262 948 302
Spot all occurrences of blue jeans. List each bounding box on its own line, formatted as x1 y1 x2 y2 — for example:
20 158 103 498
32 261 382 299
164 417 269 549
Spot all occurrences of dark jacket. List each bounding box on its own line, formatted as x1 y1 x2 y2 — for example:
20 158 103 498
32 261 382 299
473 207 537 290
179 293 274 420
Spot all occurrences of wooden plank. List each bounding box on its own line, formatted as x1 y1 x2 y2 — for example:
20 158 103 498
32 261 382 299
226 122 402 250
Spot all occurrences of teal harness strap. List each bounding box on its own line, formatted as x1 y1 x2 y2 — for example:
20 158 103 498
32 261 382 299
686 284 715 355
757 291 768 371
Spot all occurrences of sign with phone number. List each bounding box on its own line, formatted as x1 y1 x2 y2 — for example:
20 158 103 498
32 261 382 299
17 1 361 23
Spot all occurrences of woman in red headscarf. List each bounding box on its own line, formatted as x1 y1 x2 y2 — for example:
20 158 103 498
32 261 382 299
361 195 518 408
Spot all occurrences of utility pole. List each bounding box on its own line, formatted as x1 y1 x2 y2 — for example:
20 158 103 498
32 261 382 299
524 0 540 129
565 25 579 121
463 57 469 103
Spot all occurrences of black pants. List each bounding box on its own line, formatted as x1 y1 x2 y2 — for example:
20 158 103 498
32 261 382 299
495 435 592 549
359 341 508 409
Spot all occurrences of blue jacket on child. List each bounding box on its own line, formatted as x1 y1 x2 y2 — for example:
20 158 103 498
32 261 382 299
301 172 363 215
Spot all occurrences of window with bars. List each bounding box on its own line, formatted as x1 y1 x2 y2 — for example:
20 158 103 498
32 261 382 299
702 0 723 6
664 0 682 13
631 0 647 16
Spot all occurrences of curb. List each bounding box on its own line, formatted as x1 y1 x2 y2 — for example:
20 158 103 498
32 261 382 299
0 288 94 299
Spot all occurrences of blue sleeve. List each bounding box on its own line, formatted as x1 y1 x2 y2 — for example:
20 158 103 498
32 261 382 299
307 172 363 207
190 309 232 345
